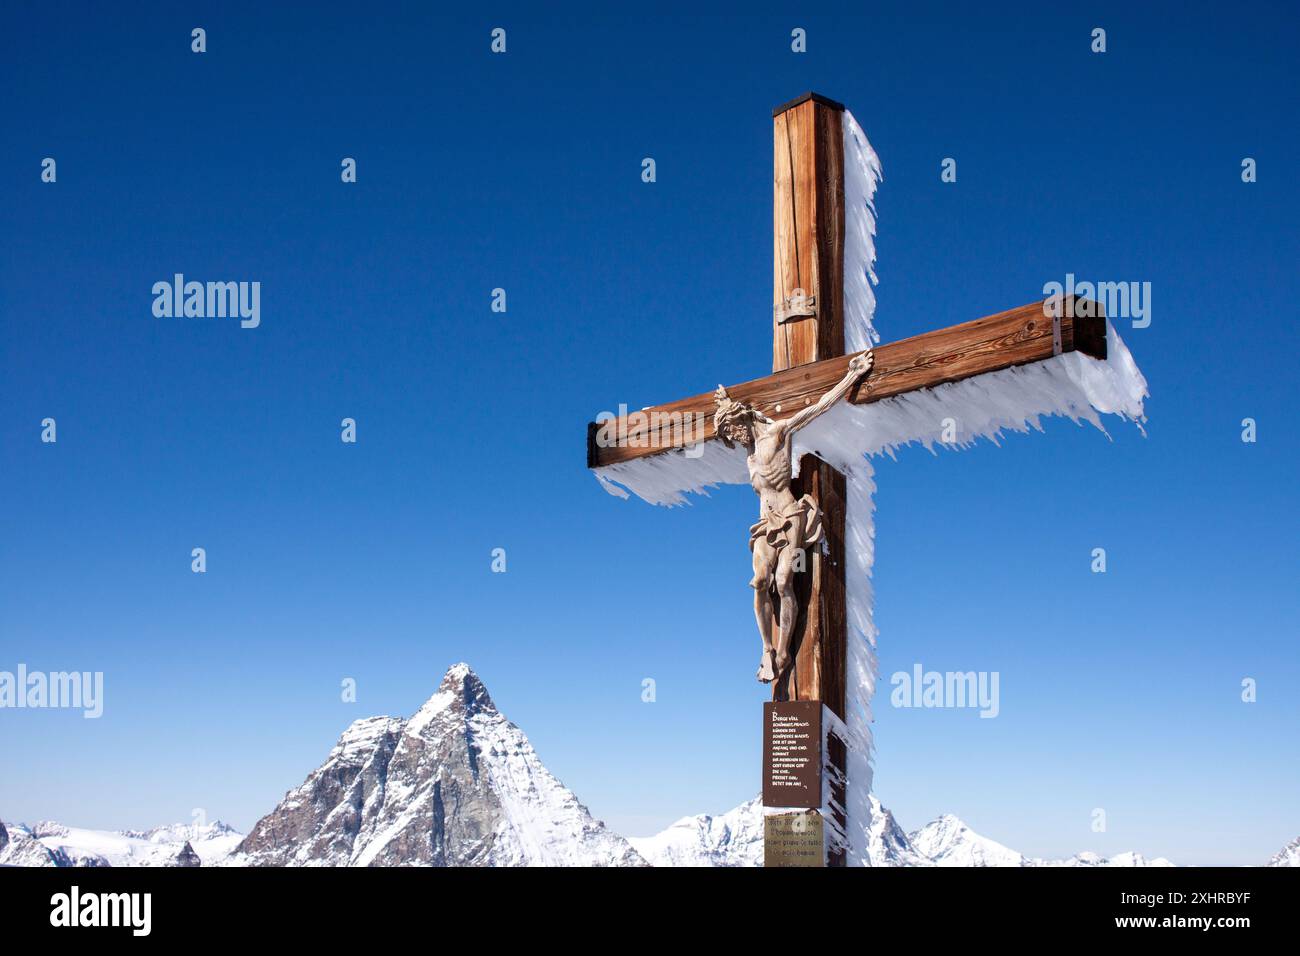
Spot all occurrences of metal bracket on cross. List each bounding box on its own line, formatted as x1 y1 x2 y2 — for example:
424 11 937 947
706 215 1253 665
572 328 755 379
775 289 817 324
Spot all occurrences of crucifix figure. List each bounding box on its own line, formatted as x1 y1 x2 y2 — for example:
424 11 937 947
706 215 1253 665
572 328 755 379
586 91 1146 867
715 350 874 686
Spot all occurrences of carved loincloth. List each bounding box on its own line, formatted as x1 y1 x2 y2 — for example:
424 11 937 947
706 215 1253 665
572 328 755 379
748 495 822 588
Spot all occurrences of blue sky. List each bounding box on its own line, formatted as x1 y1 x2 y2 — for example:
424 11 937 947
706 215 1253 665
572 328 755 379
1 2 1296 866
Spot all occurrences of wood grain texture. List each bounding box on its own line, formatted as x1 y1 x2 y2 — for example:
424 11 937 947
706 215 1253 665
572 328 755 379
588 299 1108 467
772 99 845 371
796 459 848 866
778 458 847 712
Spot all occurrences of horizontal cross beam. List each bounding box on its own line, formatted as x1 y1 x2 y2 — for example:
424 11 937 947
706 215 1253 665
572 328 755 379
587 298 1106 468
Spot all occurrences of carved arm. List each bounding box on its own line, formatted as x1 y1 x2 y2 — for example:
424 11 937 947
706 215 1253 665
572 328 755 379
773 349 874 441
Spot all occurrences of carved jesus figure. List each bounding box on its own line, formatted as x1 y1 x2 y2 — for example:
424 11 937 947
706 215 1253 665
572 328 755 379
714 349 874 685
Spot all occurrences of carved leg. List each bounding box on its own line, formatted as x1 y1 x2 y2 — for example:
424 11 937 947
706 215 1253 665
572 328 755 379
754 588 776 682
752 539 778 682
774 576 797 681
772 531 803 686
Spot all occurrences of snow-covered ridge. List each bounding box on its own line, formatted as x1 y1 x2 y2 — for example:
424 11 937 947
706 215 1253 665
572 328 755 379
629 797 766 868
905 813 1176 867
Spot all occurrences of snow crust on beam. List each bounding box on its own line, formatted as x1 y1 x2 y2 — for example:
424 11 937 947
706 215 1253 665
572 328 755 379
828 109 881 867
591 323 1147 506
844 110 882 351
793 320 1148 472
841 461 879 865
594 439 746 506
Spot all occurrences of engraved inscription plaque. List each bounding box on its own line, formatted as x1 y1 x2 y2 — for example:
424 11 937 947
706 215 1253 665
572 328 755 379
764 810 825 867
762 700 821 808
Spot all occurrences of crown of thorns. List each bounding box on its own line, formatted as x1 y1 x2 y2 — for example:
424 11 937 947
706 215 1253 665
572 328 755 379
713 386 769 445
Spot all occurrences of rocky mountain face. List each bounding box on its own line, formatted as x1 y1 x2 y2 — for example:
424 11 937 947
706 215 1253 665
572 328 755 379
174 841 202 867
0 821 65 866
868 796 931 866
0 832 65 866
229 663 645 867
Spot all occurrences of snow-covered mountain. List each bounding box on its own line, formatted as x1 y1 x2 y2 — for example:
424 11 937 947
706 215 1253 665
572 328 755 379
905 814 1175 867
630 794 928 867
1267 836 1300 867
867 796 932 866
629 797 765 867
909 814 1027 867
0 818 241 867
227 663 644 867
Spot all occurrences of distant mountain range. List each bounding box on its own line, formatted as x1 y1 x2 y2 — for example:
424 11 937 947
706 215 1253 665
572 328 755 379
0 818 239 868
3 664 1295 868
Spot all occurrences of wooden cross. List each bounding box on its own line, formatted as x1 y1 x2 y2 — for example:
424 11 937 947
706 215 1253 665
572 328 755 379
585 92 1107 867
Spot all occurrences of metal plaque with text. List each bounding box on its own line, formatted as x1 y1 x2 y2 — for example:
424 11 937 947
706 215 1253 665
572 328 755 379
762 700 821 808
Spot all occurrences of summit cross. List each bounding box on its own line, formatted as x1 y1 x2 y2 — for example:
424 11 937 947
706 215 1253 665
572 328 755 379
586 92 1126 867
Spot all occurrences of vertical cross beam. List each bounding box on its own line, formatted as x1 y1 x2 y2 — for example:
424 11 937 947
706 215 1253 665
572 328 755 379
765 92 849 867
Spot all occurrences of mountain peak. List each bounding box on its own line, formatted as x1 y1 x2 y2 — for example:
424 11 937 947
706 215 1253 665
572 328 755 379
174 841 202 867
910 814 1026 867
401 663 496 736
232 662 644 867
436 662 495 714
